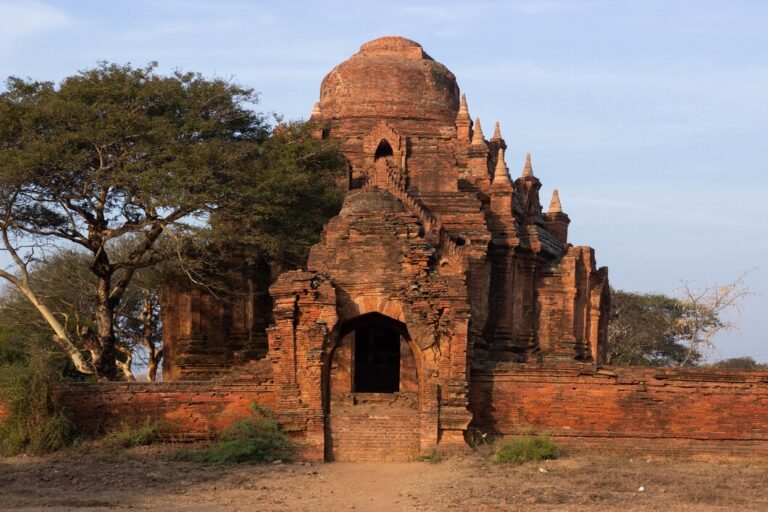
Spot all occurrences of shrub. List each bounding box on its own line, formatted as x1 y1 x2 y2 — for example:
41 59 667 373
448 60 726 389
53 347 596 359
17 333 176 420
178 404 292 464
101 419 169 448
0 355 75 456
416 448 444 464
494 432 560 464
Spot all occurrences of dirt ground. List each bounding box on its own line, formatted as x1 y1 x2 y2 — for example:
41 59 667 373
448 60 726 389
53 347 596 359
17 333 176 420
1 445 767 512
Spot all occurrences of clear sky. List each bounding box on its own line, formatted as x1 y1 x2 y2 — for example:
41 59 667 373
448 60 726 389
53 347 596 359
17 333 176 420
1 0 766 361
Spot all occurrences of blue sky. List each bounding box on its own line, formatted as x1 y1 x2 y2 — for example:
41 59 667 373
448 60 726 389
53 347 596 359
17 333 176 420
1 0 766 361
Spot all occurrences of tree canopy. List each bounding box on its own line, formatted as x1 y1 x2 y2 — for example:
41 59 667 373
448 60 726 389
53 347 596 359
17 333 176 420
607 275 751 367
0 62 344 380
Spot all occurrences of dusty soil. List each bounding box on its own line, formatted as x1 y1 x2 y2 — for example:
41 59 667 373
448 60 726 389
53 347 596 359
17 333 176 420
1 446 767 511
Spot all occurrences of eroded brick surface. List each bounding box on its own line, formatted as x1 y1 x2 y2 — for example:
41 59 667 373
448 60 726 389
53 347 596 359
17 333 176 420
28 36 768 461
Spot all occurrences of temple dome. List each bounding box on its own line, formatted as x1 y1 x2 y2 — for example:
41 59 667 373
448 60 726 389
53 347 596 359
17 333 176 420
339 189 406 215
318 36 459 122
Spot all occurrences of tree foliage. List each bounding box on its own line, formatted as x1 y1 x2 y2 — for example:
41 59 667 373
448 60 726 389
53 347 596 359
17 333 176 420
607 290 695 366
0 62 345 380
0 62 265 379
607 274 751 367
207 121 345 268
0 249 163 380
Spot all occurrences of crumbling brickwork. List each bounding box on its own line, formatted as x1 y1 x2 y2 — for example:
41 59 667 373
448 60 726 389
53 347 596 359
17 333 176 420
0 36 764 462
158 36 611 460
25 364 767 459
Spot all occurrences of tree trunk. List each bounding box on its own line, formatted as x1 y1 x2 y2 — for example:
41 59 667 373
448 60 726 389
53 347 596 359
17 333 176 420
17 285 96 375
147 354 160 382
94 274 118 381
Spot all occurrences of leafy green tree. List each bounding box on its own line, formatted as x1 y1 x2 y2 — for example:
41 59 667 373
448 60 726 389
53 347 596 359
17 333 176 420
0 62 267 379
608 274 751 367
208 120 345 269
607 289 695 366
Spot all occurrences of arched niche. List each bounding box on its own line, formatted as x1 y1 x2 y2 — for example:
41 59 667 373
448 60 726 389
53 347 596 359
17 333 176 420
374 139 394 161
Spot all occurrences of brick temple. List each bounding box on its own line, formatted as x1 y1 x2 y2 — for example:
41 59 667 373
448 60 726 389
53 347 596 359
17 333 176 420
160 36 611 460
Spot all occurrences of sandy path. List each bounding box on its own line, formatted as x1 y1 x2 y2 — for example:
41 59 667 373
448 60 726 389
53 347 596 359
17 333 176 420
1 447 767 511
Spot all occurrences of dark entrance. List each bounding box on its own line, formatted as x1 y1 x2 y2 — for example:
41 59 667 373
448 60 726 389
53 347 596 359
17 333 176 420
354 323 400 392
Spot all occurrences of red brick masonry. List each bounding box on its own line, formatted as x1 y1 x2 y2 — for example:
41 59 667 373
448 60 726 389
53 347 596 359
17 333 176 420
470 365 768 455
23 363 765 458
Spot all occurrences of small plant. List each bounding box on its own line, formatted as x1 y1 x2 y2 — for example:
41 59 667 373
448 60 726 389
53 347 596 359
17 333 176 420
416 448 444 464
0 355 75 456
177 403 292 464
494 432 561 464
101 419 169 448
468 427 499 458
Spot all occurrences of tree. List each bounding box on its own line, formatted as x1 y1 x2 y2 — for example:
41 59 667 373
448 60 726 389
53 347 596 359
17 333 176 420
607 274 752 367
712 357 768 371
676 273 752 366
0 249 164 380
607 289 695 366
0 62 267 379
207 120 345 269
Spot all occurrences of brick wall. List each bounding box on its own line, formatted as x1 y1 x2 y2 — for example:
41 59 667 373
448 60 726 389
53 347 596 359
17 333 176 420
328 394 420 461
4 361 768 457
470 365 768 455
59 360 275 440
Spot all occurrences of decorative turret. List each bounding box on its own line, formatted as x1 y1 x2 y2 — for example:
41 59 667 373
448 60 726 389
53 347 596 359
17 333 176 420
467 117 491 187
456 94 473 144
492 148 512 188
310 101 324 138
471 117 486 147
544 189 570 244
311 101 321 119
492 121 502 141
488 148 516 241
522 152 534 177
515 152 543 222
548 189 562 213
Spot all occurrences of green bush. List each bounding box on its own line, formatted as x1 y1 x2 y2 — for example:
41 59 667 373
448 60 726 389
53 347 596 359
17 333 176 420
0 355 75 456
101 419 169 448
178 404 292 464
494 432 560 464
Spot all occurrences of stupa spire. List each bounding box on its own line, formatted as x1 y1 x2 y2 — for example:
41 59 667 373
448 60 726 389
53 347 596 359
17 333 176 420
458 94 469 117
311 101 321 117
493 148 512 186
521 152 534 177
456 94 473 143
471 117 486 146
491 121 502 141
548 189 563 213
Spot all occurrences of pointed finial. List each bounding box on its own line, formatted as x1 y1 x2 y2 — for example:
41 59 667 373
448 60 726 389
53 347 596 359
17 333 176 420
548 189 563 213
493 148 511 185
311 101 321 117
471 117 486 146
522 152 534 177
492 121 502 141
456 94 472 119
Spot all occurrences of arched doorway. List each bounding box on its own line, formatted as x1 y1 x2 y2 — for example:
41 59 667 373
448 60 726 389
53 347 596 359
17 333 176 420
325 312 420 461
353 321 400 392
371 140 395 188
